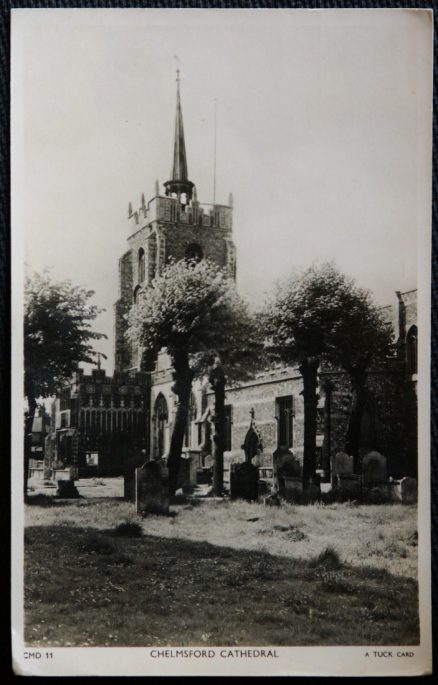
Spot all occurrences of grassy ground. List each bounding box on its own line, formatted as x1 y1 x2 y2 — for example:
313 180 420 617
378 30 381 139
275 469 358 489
24 491 419 647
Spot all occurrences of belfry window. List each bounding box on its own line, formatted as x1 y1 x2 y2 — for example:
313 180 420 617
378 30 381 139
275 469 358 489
406 325 418 376
138 248 145 283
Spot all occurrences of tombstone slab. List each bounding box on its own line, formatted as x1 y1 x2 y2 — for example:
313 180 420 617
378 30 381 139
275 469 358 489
362 451 387 485
136 459 169 515
400 477 417 504
331 451 354 480
230 462 259 501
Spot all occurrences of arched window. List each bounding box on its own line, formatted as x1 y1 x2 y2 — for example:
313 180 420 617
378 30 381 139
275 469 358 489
185 243 203 264
406 325 418 376
138 248 145 283
133 285 141 304
154 394 168 459
185 393 197 448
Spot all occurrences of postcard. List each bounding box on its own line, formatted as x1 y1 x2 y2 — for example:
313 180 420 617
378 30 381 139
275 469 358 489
11 7 433 677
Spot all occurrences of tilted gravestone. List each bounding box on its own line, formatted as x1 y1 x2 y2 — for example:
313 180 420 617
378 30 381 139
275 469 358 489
230 462 259 501
136 459 169 515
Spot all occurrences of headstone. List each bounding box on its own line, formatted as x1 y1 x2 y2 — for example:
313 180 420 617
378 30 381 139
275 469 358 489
230 462 259 501
124 453 147 502
136 459 169 515
273 446 301 497
400 477 417 504
362 451 387 485
177 456 197 491
331 451 354 478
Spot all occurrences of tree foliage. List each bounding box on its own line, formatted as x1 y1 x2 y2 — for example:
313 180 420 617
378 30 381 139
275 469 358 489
127 258 261 367
264 262 393 371
24 271 106 402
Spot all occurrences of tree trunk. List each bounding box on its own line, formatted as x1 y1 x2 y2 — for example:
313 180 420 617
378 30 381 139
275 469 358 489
299 358 319 491
24 372 37 501
345 366 367 473
167 350 194 496
210 365 226 497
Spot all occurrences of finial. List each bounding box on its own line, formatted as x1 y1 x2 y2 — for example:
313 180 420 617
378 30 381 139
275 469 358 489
155 179 160 196
96 353 101 371
250 407 255 421
141 192 145 209
128 201 132 218
228 192 233 208
193 185 197 202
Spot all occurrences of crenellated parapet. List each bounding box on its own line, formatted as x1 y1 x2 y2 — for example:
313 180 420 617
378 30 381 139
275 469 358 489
127 193 233 235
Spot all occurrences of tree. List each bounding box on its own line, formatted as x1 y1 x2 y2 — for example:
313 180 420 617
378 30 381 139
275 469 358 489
24 271 106 496
322 284 394 471
127 259 263 496
263 263 393 489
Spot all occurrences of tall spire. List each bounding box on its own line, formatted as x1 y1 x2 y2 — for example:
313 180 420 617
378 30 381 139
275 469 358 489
164 68 194 205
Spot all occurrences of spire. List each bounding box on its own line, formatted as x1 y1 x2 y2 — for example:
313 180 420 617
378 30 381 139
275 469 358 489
164 68 194 205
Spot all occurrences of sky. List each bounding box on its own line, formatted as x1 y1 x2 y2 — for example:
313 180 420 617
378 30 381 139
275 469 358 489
12 8 432 374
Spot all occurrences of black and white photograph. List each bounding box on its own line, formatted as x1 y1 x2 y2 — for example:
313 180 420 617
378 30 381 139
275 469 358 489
11 7 433 677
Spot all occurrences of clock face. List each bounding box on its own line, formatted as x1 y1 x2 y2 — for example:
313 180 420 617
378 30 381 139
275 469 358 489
185 242 203 263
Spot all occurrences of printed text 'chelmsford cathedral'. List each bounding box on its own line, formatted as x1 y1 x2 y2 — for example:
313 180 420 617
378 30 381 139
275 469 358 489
39 75 418 487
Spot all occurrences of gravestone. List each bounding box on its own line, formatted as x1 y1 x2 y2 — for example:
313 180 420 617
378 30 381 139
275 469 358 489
230 462 259 501
362 451 387 485
136 459 169 515
177 456 197 492
273 446 301 497
124 452 147 502
400 477 417 504
331 452 354 478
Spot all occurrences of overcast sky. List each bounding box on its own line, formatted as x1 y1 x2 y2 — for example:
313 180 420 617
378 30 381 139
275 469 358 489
12 9 432 373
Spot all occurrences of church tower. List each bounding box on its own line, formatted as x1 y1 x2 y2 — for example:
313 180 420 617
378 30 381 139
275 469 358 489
114 71 236 373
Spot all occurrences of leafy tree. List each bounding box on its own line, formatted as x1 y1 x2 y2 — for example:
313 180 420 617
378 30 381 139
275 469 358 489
24 271 106 496
263 263 393 488
127 259 263 496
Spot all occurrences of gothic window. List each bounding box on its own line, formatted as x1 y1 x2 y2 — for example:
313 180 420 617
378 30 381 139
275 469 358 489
276 396 294 448
224 405 233 451
406 325 418 375
185 393 197 447
133 285 141 304
154 394 168 458
138 248 145 283
185 243 203 264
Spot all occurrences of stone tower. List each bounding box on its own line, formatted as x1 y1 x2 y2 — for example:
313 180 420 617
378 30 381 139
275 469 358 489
114 71 236 373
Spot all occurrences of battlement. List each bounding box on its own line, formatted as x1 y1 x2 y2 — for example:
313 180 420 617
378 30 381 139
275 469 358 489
128 194 233 235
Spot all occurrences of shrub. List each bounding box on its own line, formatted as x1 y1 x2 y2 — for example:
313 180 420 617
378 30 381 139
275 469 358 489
309 546 342 570
111 522 143 538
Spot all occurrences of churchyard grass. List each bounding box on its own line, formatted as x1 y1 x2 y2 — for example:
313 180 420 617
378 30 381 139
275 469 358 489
24 488 418 647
